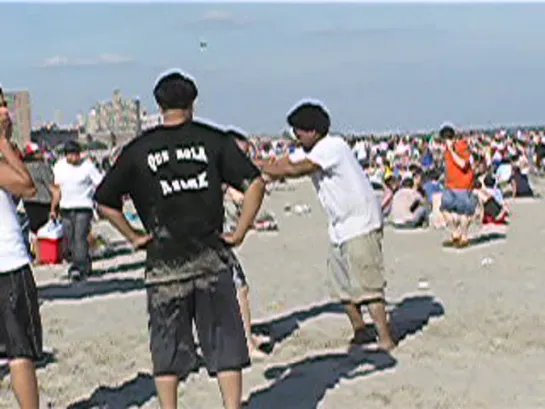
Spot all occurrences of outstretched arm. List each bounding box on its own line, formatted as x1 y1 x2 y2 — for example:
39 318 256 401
260 157 321 179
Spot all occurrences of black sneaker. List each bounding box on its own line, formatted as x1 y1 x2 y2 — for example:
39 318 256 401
69 269 82 282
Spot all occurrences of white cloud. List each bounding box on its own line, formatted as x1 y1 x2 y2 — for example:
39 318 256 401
184 9 250 28
39 53 132 68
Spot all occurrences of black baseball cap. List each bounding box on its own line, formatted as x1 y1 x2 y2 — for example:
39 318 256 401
64 140 82 154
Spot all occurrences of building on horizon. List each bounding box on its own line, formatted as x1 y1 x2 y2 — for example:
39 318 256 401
83 89 142 146
4 90 31 148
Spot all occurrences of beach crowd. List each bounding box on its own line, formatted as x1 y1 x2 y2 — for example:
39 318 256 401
0 74 541 409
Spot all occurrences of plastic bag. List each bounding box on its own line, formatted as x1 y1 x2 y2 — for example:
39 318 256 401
37 219 63 240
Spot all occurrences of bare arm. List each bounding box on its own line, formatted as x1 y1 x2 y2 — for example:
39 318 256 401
261 157 321 179
50 184 61 217
97 204 151 249
229 177 266 243
0 139 36 198
446 143 468 169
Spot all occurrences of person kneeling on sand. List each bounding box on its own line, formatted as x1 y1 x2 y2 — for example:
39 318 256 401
260 102 396 351
94 72 266 409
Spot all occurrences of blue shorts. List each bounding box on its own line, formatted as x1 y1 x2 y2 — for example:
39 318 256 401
440 189 477 216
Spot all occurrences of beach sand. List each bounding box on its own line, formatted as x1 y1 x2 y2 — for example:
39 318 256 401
1 179 545 408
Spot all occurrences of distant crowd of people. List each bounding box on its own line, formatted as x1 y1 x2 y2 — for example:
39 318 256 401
344 125 537 247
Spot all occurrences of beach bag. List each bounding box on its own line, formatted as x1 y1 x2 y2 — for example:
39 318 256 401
37 219 63 240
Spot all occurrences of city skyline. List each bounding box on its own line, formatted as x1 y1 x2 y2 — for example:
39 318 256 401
2 3 545 133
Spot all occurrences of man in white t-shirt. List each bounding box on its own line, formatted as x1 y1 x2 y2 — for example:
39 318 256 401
0 100 42 408
50 140 103 280
260 102 395 351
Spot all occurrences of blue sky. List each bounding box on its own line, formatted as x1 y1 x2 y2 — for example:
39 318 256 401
1 2 545 133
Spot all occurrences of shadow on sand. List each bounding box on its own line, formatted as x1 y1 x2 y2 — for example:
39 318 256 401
90 260 146 278
66 372 154 409
243 295 444 408
38 277 145 301
468 232 506 247
65 295 444 409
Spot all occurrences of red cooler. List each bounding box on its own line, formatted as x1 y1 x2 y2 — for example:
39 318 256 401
39 238 63 265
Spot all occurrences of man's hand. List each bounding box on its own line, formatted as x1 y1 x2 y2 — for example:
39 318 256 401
221 231 245 247
130 233 153 250
0 106 12 141
49 208 58 220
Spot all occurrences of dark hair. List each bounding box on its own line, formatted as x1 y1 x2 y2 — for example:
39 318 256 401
287 102 330 136
439 125 456 140
153 72 198 111
64 140 81 154
401 177 414 188
409 164 422 175
483 173 495 188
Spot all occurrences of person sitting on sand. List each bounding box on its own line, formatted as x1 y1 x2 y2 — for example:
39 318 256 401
511 165 535 198
260 102 396 351
474 175 509 225
94 71 266 409
439 125 478 248
390 177 429 229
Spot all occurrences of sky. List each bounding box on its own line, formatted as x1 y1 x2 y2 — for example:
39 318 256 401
1 2 545 134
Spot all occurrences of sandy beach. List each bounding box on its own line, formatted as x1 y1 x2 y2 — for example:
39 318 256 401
1 178 544 409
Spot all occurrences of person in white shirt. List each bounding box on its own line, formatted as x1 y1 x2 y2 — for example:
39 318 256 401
260 102 395 351
50 140 103 280
390 177 428 229
0 98 42 409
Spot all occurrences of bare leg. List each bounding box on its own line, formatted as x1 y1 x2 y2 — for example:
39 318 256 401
368 301 396 351
236 286 267 359
217 370 242 409
9 358 39 409
443 212 461 242
344 301 366 331
155 375 178 409
458 215 471 243
343 301 375 344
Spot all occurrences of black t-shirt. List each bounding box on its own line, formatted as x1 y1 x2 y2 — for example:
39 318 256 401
94 121 260 283
513 172 534 197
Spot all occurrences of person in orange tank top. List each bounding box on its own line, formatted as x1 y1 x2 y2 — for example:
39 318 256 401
439 125 477 248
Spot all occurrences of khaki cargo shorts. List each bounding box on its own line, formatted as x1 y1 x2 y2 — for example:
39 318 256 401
327 229 386 303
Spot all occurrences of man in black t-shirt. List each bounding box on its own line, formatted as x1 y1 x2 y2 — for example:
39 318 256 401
94 72 265 409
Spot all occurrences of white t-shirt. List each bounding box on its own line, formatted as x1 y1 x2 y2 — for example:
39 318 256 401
0 189 31 273
291 136 383 244
53 158 104 210
496 163 513 184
